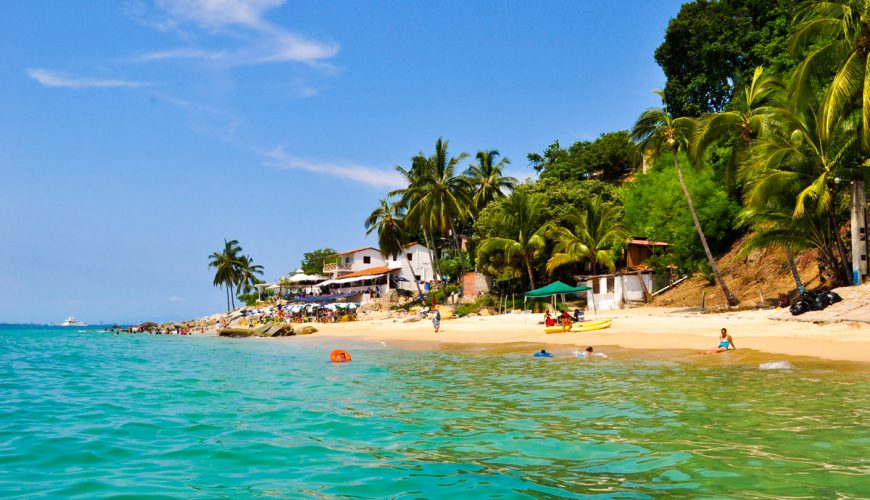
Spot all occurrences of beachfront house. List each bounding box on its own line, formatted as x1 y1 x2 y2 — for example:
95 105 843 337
580 237 670 311
317 244 434 302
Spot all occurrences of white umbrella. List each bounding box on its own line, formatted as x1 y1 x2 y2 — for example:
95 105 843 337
288 269 327 283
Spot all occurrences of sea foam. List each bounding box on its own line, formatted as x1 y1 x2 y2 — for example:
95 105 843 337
759 361 795 370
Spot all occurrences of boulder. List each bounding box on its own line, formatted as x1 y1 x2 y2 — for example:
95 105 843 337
296 326 318 335
219 328 257 338
403 316 421 323
269 324 295 337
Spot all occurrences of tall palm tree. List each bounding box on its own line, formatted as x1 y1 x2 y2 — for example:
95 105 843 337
789 0 870 151
236 255 264 299
365 198 423 296
464 150 517 215
690 66 784 194
405 138 471 281
546 195 629 275
391 154 445 287
477 189 548 287
208 239 243 311
632 91 740 306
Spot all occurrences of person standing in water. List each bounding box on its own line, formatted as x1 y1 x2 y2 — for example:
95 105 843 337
701 328 736 354
432 306 441 333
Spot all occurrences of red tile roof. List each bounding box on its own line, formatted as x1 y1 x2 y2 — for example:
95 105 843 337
336 246 379 256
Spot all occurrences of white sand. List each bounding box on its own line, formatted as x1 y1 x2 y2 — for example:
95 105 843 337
307 307 870 363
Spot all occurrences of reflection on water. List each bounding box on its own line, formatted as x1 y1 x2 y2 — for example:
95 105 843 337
0 326 868 498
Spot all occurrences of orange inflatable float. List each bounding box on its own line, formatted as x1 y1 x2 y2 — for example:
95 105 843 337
330 349 352 363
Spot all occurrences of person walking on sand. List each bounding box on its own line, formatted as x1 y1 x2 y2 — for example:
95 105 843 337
432 306 441 333
701 328 736 355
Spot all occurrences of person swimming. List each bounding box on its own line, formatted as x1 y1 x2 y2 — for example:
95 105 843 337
577 346 607 359
701 328 736 355
534 349 553 358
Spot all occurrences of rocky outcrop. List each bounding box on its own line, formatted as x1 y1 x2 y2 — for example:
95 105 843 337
219 323 307 337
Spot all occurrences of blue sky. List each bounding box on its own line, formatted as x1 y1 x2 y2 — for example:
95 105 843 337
0 0 683 324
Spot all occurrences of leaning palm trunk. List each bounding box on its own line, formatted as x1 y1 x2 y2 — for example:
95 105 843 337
671 149 740 306
784 246 804 292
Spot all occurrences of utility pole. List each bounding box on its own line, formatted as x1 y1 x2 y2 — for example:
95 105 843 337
851 178 868 285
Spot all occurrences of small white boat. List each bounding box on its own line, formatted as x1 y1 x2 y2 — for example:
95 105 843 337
61 316 87 327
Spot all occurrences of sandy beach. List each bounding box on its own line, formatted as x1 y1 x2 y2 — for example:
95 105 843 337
306 306 870 364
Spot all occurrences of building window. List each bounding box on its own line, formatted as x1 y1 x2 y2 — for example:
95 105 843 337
415 275 421 281
392 255 397 261
363 256 371 264
406 253 413 261
345 257 351 264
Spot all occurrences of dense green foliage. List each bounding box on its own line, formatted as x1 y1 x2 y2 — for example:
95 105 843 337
300 248 337 275
655 0 797 117
623 154 740 271
528 131 639 181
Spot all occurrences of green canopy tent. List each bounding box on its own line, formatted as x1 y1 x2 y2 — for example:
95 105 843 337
523 281 595 321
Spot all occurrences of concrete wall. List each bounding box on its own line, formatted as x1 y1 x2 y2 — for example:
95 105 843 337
583 272 652 310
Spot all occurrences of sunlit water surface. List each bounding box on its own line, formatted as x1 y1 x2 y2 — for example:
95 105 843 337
0 325 868 498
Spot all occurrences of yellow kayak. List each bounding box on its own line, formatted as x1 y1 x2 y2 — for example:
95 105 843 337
544 319 612 334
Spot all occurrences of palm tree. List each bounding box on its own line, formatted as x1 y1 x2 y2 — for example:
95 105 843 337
690 66 784 194
740 103 857 284
464 150 517 215
546 195 629 275
632 91 740 306
391 154 445 287
477 189 548 287
236 255 264 299
405 138 471 281
208 239 243 311
365 198 423 296
735 205 836 290
789 0 870 151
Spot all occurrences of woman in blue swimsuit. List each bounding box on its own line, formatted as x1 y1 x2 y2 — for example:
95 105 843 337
701 328 736 355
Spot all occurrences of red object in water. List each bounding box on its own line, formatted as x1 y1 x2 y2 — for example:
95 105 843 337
330 349 352 363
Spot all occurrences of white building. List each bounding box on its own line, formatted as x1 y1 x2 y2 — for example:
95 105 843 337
581 271 655 311
322 247 386 278
317 243 434 301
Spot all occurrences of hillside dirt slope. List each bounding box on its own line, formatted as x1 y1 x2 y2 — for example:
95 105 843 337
652 233 823 309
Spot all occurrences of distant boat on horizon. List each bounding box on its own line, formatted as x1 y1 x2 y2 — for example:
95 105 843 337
61 316 87 327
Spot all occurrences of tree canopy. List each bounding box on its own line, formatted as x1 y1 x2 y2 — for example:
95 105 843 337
654 0 797 117
528 131 639 181
300 248 337 275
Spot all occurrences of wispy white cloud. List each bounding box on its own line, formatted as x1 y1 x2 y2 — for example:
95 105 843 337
264 146 403 188
27 68 148 89
137 0 339 65
168 295 186 303
135 48 226 62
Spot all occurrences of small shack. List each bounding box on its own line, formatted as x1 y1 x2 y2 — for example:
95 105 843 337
580 237 670 311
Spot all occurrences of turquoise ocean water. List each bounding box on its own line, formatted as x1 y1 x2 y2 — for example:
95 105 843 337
0 325 868 498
